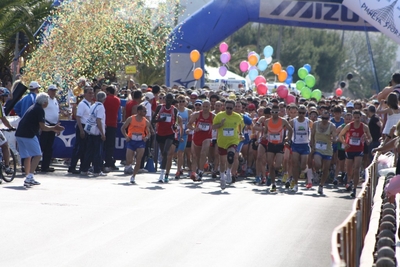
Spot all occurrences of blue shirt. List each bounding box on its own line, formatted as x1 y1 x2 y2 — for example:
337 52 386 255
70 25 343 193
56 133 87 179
14 92 36 117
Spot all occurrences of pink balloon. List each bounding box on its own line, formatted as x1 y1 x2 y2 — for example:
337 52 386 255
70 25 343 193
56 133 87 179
239 61 249 72
226 52 231 62
219 42 229 53
385 175 400 199
286 94 296 104
254 75 266 86
219 66 227 77
257 83 267 96
220 52 230 64
277 85 288 98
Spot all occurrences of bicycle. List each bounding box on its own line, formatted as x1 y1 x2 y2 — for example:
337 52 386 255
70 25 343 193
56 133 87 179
0 128 17 183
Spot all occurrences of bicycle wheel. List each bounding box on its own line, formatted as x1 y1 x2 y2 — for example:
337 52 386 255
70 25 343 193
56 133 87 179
2 148 16 182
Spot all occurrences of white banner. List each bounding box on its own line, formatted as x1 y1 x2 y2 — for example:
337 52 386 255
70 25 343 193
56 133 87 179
343 0 400 44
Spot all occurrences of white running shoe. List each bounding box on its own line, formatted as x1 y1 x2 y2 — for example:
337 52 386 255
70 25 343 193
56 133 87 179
130 176 135 184
226 171 232 184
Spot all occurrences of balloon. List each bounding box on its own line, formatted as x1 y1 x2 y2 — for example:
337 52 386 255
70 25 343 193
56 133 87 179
193 67 203 80
219 66 227 77
219 42 229 53
263 45 274 58
278 70 288 82
272 62 282 75
239 61 249 72
190 50 200 63
340 81 346 88
254 75 266 86
286 94 296 104
249 69 258 81
304 74 316 88
298 67 308 79
301 87 312 99
257 83 267 96
285 76 293 84
286 65 295 76
248 54 258 66
296 80 306 90
336 88 343 96
347 73 353 80
249 66 257 71
303 64 311 73
277 85 288 98
385 175 400 199
220 52 230 64
266 57 273 64
226 52 231 62
258 59 268 71
311 89 322 101
248 51 256 57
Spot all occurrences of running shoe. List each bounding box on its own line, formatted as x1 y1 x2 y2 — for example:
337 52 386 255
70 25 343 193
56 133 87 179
350 188 356 198
291 184 298 193
332 178 338 186
266 176 271 186
5 167 13 175
345 181 353 192
290 179 295 189
285 177 293 189
220 179 226 190
305 183 312 189
196 172 203 182
175 171 180 180
255 176 261 184
211 172 217 179
164 174 169 183
24 178 40 186
93 172 107 177
130 176 135 184
282 173 289 183
318 185 323 195
226 171 232 184
270 184 277 192
190 171 197 181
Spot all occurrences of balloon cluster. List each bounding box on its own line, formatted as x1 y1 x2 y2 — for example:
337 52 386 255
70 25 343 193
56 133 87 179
295 64 322 101
335 73 353 97
190 50 203 80
218 42 231 77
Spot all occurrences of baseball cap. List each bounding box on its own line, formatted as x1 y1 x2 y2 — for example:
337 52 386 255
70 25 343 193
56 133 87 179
48 84 58 90
247 103 256 110
346 102 354 108
195 99 203 105
29 81 41 89
141 84 148 90
145 92 154 100
309 108 318 115
191 92 198 97
147 87 152 92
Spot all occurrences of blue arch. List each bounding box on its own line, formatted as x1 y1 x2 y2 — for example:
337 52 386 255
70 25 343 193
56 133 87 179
165 0 376 88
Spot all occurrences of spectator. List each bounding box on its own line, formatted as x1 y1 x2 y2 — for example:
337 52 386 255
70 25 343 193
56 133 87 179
14 81 40 117
124 90 141 121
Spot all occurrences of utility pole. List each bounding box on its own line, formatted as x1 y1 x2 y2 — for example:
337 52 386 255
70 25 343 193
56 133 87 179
13 32 19 82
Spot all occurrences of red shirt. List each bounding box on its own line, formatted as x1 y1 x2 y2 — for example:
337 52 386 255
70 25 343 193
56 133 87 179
104 94 120 127
151 98 157 112
157 105 175 136
125 100 138 120
345 122 365 152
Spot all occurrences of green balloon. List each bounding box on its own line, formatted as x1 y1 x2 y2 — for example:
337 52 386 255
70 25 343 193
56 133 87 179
296 80 305 90
311 89 322 101
304 74 316 88
298 67 308 80
301 87 312 99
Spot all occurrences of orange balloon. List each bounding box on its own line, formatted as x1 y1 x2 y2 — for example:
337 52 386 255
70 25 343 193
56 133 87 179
193 67 203 80
248 54 258 66
272 62 282 75
190 50 200 63
278 70 288 82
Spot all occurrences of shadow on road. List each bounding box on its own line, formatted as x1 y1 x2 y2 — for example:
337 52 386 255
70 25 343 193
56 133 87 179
140 186 165 190
113 182 138 186
2 186 28 191
202 190 230 195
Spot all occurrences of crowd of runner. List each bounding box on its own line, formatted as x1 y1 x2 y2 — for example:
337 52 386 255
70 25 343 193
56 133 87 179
6 72 400 196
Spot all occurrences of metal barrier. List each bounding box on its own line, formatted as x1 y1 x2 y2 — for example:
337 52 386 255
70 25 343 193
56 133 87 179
331 155 378 267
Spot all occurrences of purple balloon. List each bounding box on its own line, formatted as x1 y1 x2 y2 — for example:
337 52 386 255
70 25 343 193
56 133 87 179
249 66 257 71
220 52 230 64
219 66 227 77
248 51 256 57
239 61 249 72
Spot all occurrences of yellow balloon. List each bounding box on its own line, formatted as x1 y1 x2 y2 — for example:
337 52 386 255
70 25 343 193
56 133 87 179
248 54 258 66
272 62 282 75
193 67 203 80
190 50 200 63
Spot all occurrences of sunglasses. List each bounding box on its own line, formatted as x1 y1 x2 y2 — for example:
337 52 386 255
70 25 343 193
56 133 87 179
271 111 279 114
179 100 186 103
195 104 202 106
321 117 329 120
298 112 306 115
225 107 233 110
159 97 165 100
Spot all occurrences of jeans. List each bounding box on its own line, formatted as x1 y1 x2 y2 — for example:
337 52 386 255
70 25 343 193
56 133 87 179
69 125 88 171
104 127 116 167
81 134 103 173
39 130 56 170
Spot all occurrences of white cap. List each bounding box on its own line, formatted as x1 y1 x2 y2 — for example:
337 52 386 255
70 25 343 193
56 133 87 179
48 84 58 90
346 102 354 108
141 84 148 90
29 81 41 89
145 92 154 100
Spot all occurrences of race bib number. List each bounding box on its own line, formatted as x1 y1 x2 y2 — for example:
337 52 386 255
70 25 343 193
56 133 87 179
349 137 361 146
160 113 172 123
199 123 210 131
131 133 143 141
316 142 327 150
269 134 280 141
223 128 234 137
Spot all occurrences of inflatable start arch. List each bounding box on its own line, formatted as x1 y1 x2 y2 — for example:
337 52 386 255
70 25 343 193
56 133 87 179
166 0 400 88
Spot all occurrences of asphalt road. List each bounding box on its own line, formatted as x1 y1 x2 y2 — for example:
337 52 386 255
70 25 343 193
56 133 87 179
1 165 354 267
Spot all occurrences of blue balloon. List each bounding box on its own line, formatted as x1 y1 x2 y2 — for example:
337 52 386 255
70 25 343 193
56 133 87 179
304 64 311 73
257 59 268 71
255 53 260 62
243 114 252 125
285 76 293 84
249 69 258 81
286 65 295 76
263 45 274 58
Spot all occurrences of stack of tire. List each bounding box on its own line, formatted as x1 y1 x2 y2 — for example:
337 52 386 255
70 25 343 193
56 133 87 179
374 174 397 267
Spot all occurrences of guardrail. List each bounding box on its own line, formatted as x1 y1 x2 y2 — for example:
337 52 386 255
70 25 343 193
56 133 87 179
331 155 378 267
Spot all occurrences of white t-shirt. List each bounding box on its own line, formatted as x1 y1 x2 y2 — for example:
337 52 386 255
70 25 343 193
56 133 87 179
86 102 106 135
142 100 152 119
44 97 59 124
76 99 91 124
